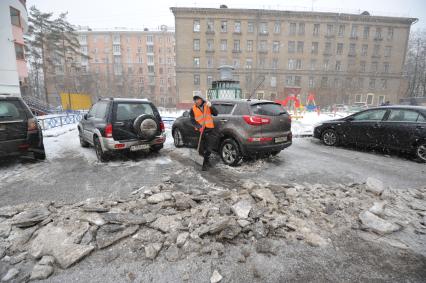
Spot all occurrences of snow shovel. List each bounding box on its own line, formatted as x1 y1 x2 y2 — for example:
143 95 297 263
191 127 205 166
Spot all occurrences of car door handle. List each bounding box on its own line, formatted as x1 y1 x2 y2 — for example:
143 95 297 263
416 126 425 129
220 119 228 123
114 122 124 126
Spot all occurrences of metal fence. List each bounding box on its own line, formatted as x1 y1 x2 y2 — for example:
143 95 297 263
37 113 84 130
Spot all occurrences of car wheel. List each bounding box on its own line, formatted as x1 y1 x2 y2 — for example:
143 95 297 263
322 129 338 146
415 142 426 163
79 129 89 147
94 136 109 162
173 128 184 148
220 138 242 166
34 151 46 160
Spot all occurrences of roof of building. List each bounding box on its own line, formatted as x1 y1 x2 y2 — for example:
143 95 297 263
170 7 417 25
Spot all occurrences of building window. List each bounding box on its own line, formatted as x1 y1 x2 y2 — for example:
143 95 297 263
383 62 390 73
309 76 315 88
207 57 214 68
259 22 268 34
146 35 153 43
387 27 394 40
248 22 254 33
381 79 387 90
366 93 374 104
289 23 296 35
232 58 240 68
295 76 301 86
313 24 320 36
245 58 253 69
375 27 382 40
274 22 281 34
363 26 370 39
349 43 356 56
113 45 120 53
259 57 266 68
371 62 378 72
270 76 277 88
378 95 385 104
336 43 343 55
220 40 227 51
298 23 305 35
207 19 214 32
360 61 366 72
193 39 200 51
373 44 380 56
324 42 331 54
288 59 296 70
193 57 200 68
194 74 200 85
369 79 376 89
193 20 200 32
146 45 154 53
355 94 362 102
272 41 280 53
310 59 316 70
272 58 278 69
288 41 295 53
311 42 319 54
233 40 240 52
207 75 213 86
147 55 154 64
323 59 329 71
14 43 24 60
351 25 358 38
296 59 302 70
221 20 227 32
10 7 21 27
247 40 253 52
338 25 345 37
234 21 241 33
335 61 341 71
297 41 304 53
207 39 214 51
361 44 368 56
259 40 267 52
326 24 334 36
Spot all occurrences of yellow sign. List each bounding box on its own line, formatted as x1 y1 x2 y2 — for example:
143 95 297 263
60 93 92 110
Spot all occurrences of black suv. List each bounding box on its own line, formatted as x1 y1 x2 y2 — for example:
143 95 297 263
78 98 165 162
0 94 46 160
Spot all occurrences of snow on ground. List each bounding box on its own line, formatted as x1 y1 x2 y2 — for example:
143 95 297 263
291 111 350 136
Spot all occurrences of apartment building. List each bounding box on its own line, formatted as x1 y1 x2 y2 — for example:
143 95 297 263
0 0 28 96
171 6 416 107
47 26 176 107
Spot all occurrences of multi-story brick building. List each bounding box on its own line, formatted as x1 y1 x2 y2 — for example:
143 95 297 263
47 26 176 107
171 6 417 108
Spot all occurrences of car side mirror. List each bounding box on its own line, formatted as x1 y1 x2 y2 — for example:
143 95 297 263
182 111 189 117
83 114 88 120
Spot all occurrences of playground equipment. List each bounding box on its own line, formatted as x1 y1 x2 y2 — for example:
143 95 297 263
305 92 317 112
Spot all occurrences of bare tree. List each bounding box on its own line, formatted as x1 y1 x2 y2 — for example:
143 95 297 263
405 29 426 98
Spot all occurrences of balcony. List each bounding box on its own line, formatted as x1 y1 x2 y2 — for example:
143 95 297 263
205 30 215 35
205 49 215 54
258 31 269 36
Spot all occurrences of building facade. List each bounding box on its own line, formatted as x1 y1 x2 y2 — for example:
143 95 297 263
171 7 416 108
46 26 176 107
0 0 28 96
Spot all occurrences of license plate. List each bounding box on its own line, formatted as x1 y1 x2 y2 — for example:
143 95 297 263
275 136 287 143
130 144 150 151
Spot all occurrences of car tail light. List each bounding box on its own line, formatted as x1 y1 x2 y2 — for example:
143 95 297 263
243 115 270 126
18 143 30 150
114 143 125 149
27 118 38 132
248 137 273 142
159 121 165 132
105 124 113 138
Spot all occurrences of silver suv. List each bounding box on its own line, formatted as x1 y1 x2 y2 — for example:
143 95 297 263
172 99 292 166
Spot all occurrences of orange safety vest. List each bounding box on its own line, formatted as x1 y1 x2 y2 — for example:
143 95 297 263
192 103 214 129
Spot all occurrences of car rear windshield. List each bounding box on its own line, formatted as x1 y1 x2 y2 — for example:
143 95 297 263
251 103 287 116
0 100 27 121
114 102 154 121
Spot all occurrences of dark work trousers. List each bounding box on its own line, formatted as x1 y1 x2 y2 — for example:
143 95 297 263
198 128 215 159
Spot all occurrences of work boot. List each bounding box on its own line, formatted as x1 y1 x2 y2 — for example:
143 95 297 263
202 158 209 171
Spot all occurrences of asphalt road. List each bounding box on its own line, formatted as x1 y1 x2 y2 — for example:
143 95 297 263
0 129 425 207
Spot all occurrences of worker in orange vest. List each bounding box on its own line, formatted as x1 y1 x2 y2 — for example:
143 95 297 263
190 95 218 171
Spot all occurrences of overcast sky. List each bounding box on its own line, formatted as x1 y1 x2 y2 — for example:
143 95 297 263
27 0 426 31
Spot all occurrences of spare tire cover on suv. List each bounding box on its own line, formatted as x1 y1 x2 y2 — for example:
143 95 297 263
133 114 158 141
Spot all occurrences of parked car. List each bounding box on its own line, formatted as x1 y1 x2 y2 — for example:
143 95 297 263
78 98 165 162
0 94 46 160
313 106 426 162
172 99 292 166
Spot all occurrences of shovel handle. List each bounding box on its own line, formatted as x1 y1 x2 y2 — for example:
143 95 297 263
196 127 205 152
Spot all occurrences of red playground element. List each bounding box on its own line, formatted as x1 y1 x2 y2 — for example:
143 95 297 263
275 96 300 108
